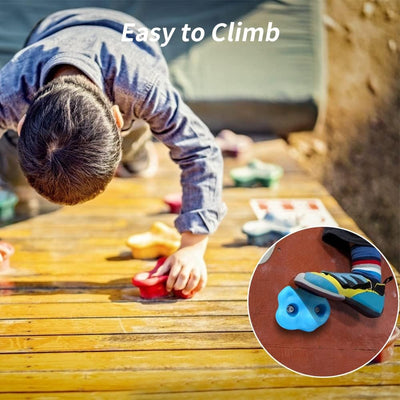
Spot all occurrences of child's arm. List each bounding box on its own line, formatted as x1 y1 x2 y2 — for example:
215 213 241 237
133 73 226 238
153 232 209 297
132 71 226 296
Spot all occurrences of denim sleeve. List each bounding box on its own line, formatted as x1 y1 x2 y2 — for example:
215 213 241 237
134 74 226 234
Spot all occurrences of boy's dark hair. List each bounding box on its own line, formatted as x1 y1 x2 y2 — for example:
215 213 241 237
18 75 121 205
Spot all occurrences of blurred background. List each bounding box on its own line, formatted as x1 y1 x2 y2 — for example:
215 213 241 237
288 0 399 269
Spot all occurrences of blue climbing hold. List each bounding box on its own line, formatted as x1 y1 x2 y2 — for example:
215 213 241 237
275 286 330 332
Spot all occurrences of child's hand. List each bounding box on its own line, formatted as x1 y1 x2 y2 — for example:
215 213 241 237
153 232 208 297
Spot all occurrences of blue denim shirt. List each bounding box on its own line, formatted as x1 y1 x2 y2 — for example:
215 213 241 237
0 8 226 234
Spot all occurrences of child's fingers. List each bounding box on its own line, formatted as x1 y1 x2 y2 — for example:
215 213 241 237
166 262 183 291
184 271 207 296
151 257 171 276
172 264 193 291
182 271 201 294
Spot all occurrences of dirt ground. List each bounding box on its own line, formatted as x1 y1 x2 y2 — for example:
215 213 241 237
288 0 399 269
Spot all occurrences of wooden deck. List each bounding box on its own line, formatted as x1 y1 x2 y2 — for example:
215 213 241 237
0 138 399 399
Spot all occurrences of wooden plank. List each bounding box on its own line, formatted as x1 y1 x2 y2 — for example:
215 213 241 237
0 273 251 287
0 257 259 274
0 347 398 373
0 364 398 393
0 191 350 228
0 349 274 372
0 301 247 319
0 315 251 336
1 235 261 252
0 287 249 304
0 386 399 400
0 198 356 239
0 332 259 353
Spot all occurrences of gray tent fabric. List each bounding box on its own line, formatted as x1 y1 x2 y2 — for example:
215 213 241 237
0 0 326 135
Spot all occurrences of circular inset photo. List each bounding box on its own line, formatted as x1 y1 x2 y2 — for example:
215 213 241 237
247 226 399 377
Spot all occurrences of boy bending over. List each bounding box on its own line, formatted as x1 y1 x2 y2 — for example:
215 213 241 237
0 8 226 297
